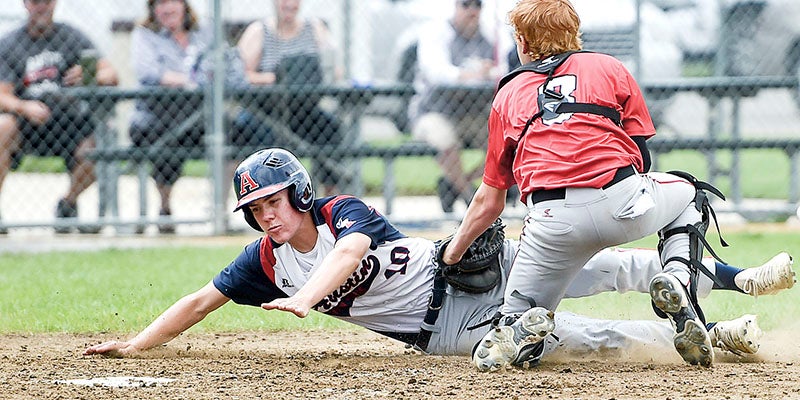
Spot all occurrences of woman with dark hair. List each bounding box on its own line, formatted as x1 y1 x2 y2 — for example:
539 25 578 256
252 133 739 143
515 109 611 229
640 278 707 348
129 0 270 233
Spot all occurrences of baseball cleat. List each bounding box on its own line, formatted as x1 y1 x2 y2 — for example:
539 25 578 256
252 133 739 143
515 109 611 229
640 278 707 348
472 307 555 372
709 314 762 356
650 272 714 367
736 252 795 298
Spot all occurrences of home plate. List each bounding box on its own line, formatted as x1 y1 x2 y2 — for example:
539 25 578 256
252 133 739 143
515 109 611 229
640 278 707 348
54 376 176 387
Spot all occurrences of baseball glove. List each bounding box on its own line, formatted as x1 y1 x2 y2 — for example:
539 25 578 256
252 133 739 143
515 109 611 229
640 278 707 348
435 218 505 293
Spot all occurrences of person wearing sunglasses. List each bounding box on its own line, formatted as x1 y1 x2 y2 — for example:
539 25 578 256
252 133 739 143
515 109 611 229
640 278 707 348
409 0 508 214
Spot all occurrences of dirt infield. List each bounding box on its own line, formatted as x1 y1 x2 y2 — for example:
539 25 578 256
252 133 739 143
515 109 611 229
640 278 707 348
2 223 798 399
3 330 799 400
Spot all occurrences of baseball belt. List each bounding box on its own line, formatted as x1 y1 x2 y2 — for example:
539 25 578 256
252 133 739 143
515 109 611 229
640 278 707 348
529 165 636 205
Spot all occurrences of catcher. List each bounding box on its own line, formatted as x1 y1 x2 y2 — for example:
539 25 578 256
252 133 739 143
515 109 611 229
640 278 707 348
84 148 795 364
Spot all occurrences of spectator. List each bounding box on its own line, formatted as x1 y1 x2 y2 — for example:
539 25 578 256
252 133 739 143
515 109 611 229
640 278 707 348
237 0 343 195
0 0 119 234
410 0 507 213
129 0 270 234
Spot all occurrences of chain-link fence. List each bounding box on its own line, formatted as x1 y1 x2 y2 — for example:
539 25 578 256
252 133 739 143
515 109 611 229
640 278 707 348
0 0 798 236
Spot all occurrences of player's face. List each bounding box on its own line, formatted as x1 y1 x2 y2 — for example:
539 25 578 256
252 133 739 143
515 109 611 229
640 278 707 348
247 189 304 243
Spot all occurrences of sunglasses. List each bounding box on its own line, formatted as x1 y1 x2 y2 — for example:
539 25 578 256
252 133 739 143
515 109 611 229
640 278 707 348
459 0 482 9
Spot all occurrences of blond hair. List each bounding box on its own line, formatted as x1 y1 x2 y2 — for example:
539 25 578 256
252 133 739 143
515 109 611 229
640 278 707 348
508 0 582 60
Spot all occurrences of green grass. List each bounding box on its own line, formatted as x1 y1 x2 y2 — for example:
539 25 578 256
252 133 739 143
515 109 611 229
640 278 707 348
16 149 796 198
14 156 67 174
561 231 800 332
0 246 350 334
653 149 793 199
1 231 797 334
356 148 796 197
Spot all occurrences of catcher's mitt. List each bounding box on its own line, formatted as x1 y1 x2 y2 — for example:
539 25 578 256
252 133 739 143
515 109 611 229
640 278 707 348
435 218 505 293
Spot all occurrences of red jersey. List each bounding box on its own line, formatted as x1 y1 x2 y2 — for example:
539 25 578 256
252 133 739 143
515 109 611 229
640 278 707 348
483 52 655 201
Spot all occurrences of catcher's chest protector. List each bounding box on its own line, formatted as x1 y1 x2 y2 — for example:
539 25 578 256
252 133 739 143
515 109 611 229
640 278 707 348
498 51 622 153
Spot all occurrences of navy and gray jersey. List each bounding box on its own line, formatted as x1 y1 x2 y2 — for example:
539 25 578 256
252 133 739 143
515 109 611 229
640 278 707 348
213 196 436 334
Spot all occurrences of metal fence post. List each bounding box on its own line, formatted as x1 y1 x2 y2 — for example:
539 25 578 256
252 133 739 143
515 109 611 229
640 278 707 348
208 0 227 235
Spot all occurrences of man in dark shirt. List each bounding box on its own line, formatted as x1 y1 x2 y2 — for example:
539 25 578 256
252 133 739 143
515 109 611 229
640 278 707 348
0 0 118 234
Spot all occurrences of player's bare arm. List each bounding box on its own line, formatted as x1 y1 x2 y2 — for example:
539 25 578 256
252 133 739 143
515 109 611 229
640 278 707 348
443 183 506 264
83 281 230 357
262 232 371 318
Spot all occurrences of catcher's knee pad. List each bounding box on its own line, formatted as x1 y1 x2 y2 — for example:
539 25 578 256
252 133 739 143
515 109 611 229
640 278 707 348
665 170 724 222
660 170 728 255
656 224 708 322
657 171 730 324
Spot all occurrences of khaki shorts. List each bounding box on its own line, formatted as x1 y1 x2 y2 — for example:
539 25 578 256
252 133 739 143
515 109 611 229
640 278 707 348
411 112 489 151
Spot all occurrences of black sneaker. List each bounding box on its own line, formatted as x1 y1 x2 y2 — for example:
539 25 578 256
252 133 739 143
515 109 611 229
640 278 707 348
55 198 77 234
437 177 457 213
0 213 7 235
158 208 176 234
472 307 555 372
650 272 714 367
55 198 101 234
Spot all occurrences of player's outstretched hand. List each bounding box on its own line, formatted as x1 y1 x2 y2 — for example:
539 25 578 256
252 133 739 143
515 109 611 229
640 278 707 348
261 298 310 318
83 341 138 358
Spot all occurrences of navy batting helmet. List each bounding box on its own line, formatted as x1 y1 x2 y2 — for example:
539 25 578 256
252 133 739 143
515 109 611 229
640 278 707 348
233 148 314 231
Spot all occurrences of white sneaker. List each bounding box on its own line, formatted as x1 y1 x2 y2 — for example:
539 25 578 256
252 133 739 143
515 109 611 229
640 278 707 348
650 272 714 367
472 307 555 372
709 314 763 356
735 252 796 298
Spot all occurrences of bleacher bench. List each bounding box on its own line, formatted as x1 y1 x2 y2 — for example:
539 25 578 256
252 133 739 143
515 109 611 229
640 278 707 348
88 142 440 216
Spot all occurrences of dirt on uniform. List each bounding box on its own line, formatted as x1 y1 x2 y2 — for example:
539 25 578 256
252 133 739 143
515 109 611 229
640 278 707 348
2 329 799 400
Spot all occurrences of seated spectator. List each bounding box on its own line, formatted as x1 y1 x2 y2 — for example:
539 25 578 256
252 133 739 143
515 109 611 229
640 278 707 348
237 0 343 195
409 0 507 212
0 0 119 234
129 0 271 234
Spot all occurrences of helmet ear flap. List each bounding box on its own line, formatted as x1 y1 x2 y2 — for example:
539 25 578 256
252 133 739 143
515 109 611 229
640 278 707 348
293 181 314 212
242 208 263 232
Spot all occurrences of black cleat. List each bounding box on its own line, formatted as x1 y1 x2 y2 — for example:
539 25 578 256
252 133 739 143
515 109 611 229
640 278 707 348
650 272 713 367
